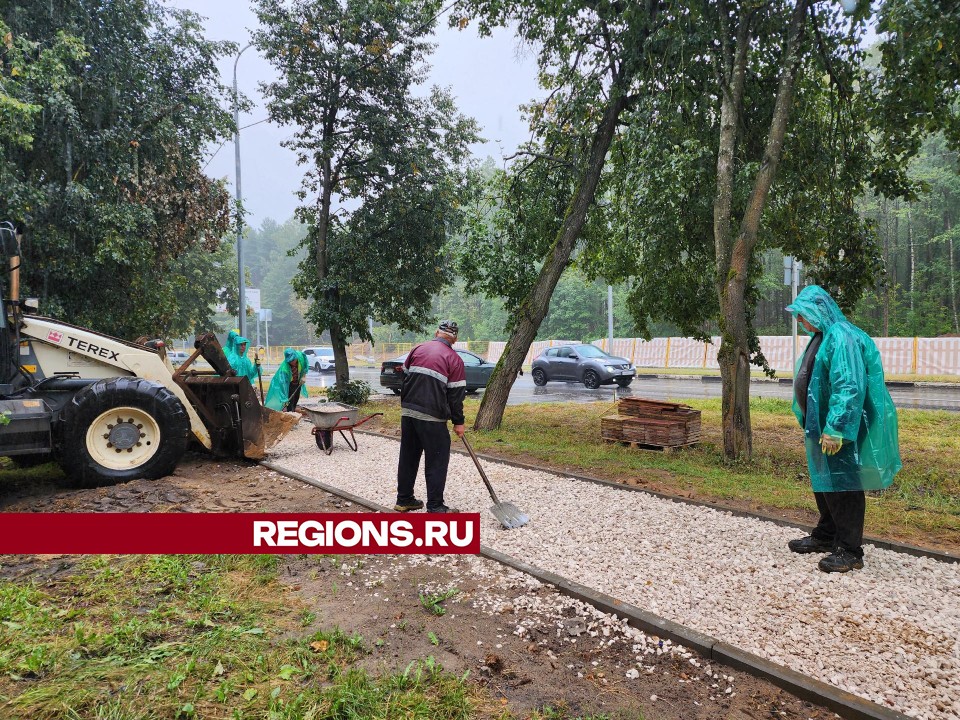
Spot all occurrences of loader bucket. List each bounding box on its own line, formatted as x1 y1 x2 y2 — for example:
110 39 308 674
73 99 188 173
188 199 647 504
172 334 299 460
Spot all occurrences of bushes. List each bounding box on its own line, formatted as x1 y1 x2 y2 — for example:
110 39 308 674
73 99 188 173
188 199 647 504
327 380 372 406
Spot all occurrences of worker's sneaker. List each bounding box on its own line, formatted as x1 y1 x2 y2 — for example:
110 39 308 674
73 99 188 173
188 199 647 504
818 548 864 573
788 535 834 554
394 498 424 512
425 504 460 513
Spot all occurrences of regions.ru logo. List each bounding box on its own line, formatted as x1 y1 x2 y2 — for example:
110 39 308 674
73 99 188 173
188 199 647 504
47 330 64 344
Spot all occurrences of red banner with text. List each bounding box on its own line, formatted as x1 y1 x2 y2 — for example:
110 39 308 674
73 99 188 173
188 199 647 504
0 513 481 554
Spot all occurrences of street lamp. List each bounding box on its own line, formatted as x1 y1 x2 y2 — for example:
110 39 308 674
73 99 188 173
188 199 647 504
784 256 802 374
233 42 253 338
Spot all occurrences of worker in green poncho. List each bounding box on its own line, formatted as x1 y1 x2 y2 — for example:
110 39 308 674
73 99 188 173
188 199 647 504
786 285 901 573
225 330 258 386
265 348 309 411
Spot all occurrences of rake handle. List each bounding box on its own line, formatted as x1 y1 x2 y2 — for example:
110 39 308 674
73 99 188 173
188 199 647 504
460 434 502 506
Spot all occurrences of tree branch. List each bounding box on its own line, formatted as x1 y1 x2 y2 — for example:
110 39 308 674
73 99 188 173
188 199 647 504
735 0 810 263
504 150 575 167
809 3 850 100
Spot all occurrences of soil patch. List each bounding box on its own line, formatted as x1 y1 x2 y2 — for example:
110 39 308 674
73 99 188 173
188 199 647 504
1 452 831 719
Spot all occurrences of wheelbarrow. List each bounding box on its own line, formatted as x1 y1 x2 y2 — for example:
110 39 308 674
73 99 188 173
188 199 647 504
299 402 383 455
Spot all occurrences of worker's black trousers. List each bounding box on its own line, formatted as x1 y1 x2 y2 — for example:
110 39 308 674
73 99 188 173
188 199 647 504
285 382 302 411
811 490 866 557
396 416 450 509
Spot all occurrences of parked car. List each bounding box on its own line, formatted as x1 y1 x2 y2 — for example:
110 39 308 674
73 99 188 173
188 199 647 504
168 350 190 367
531 344 635 389
303 346 336 373
380 349 495 395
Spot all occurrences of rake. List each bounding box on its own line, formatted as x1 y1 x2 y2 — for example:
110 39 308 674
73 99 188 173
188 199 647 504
461 434 530 530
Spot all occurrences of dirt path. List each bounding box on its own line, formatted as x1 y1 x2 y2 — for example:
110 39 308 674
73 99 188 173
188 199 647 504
0 455 833 719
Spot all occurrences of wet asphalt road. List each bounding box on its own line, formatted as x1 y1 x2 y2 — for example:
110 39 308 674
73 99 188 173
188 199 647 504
302 367 960 412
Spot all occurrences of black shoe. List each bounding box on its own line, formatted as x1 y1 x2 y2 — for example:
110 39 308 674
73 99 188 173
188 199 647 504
788 535 834 554
394 498 424 512
818 549 864 573
425 504 460 513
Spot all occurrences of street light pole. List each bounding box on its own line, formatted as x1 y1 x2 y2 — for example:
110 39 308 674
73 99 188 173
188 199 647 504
784 256 802 375
233 42 253 338
607 285 614 353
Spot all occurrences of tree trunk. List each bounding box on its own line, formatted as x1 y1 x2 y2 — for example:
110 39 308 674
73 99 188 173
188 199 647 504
314 148 349 386
718 280 753 458
330 320 350 387
908 206 915 315
892 199 900 327
882 198 890 335
948 213 958 333
473 87 629 431
715 0 808 461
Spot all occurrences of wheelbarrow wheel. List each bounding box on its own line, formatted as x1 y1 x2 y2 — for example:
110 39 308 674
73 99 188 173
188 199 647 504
315 429 333 451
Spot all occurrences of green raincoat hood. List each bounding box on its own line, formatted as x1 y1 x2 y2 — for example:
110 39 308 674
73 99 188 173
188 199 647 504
786 285 846 336
224 331 258 385
788 286 901 492
265 348 309 411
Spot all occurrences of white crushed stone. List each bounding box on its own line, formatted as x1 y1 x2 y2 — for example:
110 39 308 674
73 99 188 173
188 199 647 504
268 426 960 720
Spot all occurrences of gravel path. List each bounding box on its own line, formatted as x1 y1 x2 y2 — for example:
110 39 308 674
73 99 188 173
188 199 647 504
268 426 960 720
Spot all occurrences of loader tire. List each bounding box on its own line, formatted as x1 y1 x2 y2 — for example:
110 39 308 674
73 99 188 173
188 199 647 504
61 377 191 488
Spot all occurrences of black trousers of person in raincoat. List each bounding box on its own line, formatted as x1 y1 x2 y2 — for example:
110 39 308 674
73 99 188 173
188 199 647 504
788 286 902 560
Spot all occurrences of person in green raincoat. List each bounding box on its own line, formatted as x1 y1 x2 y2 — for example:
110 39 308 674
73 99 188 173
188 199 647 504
786 285 901 573
265 348 309 411
225 330 258 386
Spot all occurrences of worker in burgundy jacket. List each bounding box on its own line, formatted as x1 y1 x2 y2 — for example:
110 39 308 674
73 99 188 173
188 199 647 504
395 320 466 513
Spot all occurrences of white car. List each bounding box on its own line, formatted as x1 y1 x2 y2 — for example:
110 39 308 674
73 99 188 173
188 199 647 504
303 346 336 373
168 350 191 367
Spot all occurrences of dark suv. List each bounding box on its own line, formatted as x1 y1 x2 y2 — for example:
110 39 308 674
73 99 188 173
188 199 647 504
531 344 635 389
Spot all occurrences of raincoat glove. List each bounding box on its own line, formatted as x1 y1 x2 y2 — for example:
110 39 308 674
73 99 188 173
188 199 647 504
820 434 842 456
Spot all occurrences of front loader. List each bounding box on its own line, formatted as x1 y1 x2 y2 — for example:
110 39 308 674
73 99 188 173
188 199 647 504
0 222 298 486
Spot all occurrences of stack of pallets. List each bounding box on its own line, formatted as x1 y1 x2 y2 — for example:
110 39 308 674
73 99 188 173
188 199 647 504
601 398 701 449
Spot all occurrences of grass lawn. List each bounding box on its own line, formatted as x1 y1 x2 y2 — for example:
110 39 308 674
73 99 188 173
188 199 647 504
363 397 960 553
1 554 561 720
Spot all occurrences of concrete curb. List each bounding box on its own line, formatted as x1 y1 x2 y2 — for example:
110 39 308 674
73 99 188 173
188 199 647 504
261 460 912 720
354 429 959 565
697 374 922 389
485 548 910 720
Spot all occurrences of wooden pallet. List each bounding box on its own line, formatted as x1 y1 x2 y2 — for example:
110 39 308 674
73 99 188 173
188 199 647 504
601 437 698 453
601 398 702 449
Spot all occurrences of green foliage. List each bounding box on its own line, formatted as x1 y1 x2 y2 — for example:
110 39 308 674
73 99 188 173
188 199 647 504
852 133 960 336
254 0 480 372
430 278 511 341
326 379 371 406
580 1 884 348
246 218 316 345
418 587 459 616
456 157 575 326
0 554 479 719
872 0 960 195
424 270 638 343
0 3 237 339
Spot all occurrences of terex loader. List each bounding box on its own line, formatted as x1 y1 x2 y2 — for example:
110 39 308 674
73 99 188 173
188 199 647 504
0 222 298 485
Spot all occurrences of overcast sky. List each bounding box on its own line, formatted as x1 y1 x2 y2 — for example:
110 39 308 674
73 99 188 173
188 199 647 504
170 1 542 229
